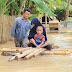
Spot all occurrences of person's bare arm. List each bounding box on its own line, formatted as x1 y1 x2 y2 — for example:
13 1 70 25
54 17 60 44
39 41 44 47
41 41 49 48
30 38 38 47
11 19 17 42
33 41 38 47
12 37 15 42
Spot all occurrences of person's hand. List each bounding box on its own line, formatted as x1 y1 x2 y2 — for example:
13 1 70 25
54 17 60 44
12 37 15 42
30 38 33 43
36 45 41 48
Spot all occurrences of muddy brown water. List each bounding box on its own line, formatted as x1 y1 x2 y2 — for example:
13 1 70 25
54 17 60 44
0 32 72 72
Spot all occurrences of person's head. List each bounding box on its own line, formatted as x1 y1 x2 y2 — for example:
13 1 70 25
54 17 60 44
31 18 41 27
36 26 43 36
23 8 31 19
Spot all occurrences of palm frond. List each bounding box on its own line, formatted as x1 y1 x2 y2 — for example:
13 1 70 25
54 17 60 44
31 0 56 17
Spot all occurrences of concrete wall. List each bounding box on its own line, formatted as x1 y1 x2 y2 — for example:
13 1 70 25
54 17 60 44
0 15 15 43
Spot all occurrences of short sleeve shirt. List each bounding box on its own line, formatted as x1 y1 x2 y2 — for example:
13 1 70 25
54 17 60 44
34 34 45 44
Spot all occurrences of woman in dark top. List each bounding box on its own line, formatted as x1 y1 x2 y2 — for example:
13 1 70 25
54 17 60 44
28 18 52 50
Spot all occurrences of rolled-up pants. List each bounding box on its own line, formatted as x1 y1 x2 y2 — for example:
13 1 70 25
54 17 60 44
15 38 27 48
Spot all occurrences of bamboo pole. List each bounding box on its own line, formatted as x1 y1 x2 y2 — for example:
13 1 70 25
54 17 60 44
8 56 16 62
41 51 70 55
15 49 36 60
0 47 32 53
11 47 32 49
16 47 32 53
65 51 70 55
69 50 72 53
52 49 68 51
41 51 55 55
11 53 20 56
1 51 20 56
11 47 24 49
53 51 70 55
0 48 16 52
8 53 20 62
1 51 13 56
24 48 42 60
33 48 46 57
52 49 72 53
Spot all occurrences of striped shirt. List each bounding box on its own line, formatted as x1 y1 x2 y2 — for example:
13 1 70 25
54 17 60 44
34 34 45 44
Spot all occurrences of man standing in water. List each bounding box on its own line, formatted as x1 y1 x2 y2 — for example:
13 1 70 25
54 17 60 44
11 8 33 47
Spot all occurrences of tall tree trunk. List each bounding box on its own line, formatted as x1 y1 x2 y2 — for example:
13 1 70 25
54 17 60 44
64 0 71 27
65 0 71 21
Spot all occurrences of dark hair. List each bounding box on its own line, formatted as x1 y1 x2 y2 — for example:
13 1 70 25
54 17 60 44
24 8 31 13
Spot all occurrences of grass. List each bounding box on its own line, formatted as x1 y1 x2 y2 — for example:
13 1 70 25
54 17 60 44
68 17 72 20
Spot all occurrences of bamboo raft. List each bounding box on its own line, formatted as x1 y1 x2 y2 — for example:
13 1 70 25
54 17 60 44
0 47 72 62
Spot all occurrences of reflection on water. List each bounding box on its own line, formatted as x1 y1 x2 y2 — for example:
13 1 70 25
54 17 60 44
0 33 72 72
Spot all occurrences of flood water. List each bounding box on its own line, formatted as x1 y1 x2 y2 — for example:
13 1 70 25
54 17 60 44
0 32 72 72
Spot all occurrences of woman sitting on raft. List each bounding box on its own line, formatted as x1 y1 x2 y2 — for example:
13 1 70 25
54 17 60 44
28 18 52 50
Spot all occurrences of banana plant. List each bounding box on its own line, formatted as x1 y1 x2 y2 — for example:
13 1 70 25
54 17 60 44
31 0 56 17
0 0 20 15
0 0 21 43
43 0 62 10
0 0 11 15
29 0 60 20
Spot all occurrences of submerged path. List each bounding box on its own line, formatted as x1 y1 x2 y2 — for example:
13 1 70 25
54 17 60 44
0 32 72 72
